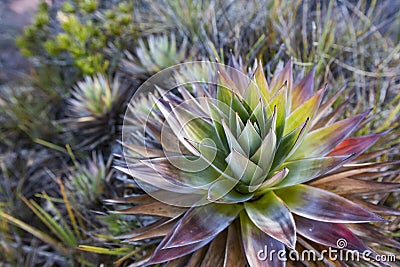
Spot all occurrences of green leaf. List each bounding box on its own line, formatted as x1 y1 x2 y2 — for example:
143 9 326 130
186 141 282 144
225 150 264 185
250 127 276 175
272 156 349 188
208 178 254 203
237 121 262 156
284 87 325 135
271 118 308 171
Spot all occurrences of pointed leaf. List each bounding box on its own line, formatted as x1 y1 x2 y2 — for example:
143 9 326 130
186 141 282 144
253 60 270 103
150 234 213 264
271 118 308 170
244 192 296 248
275 184 385 223
257 168 289 191
222 119 246 155
199 230 227 267
240 212 286 267
284 87 325 135
268 87 287 142
250 128 276 173
272 156 349 188
291 67 315 111
328 132 386 156
111 201 186 218
237 121 262 156
223 224 247 267
165 203 242 248
226 150 264 184
295 215 371 253
291 111 368 160
269 59 292 96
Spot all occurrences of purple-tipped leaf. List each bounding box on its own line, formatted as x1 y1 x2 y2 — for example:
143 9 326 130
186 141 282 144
240 212 286 267
275 185 385 223
291 111 369 160
164 203 242 248
244 192 296 249
295 215 372 253
328 132 386 157
291 67 315 111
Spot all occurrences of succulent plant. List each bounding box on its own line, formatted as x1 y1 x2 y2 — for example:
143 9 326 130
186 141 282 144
111 58 400 266
64 73 133 149
121 34 189 79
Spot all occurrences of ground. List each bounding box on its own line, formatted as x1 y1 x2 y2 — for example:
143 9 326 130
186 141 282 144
0 0 41 84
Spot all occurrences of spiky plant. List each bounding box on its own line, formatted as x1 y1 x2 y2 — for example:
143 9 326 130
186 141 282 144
121 34 189 79
66 152 113 207
64 73 133 149
111 59 400 266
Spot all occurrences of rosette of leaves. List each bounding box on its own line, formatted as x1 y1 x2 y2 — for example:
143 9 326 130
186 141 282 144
110 58 400 266
121 34 189 79
64 73 133 149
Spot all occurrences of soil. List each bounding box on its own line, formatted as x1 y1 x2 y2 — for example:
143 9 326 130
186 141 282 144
0 0 41 84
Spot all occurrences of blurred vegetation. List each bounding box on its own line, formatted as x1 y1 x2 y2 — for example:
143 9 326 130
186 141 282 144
0 0 399 266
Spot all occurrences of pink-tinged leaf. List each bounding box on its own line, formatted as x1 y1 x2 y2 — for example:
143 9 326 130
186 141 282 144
311 161 399 184
313 84 346 124
223 224 247 267
240 212 286 267
244 192 296 249
149 234 213 264
269 59 293 97
114 164 203 194
271 156 349 188
291 67 315 111
311 96 351 131
328 132 387 156
291 111 369 160
275 185 385 223
284 87 325 135
295 215 371 253
164 203 242 248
